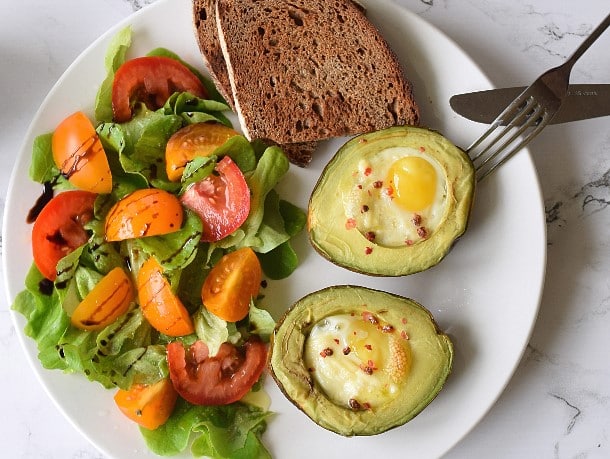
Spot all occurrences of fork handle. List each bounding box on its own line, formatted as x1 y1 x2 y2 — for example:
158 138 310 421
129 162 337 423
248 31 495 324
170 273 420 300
564 13 610 70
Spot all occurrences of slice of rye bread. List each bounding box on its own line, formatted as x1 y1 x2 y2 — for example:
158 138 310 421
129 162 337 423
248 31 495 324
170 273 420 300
192 0 318 166
192 0 235 109
215 0 420 146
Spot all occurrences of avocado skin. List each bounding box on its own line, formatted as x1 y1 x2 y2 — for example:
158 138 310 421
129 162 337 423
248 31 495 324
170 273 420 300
268 285 453 436
307 125 475 277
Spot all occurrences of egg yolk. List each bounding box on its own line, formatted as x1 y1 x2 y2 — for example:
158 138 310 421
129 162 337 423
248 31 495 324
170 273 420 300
387 156 437 211
304 314 411 409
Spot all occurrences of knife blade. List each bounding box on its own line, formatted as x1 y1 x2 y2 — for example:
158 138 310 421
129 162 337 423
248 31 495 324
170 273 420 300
450 84 610 125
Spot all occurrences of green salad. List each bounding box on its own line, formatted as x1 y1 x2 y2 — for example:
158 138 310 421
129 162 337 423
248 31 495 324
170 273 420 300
12 26 306 458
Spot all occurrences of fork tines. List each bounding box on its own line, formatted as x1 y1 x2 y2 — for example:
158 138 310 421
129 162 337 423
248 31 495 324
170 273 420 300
468 95 549 181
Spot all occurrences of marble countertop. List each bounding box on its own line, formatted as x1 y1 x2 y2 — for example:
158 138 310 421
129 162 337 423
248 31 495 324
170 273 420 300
1 0 608 458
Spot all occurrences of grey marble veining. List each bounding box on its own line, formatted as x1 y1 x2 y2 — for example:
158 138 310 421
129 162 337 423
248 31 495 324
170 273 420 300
1 0 609 458
123 0 157 10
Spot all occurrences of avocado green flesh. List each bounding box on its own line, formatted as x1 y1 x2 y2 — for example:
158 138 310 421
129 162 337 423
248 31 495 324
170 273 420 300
269 285 453 436
308 125 475 276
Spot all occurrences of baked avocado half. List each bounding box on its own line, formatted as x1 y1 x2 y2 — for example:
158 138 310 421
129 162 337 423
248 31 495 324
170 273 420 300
308 125 475 276
269 285 453 436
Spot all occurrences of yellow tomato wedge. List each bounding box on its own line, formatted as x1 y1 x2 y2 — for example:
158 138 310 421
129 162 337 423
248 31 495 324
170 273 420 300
114 378 178 430
52 111 112 194
201 247 262 322
105 188 183 241
136 257 195 337
165 122 239 181
71 267 134 330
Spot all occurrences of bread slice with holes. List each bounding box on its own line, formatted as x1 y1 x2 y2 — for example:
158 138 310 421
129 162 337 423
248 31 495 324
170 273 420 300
192 0 318 166
215 0 420 145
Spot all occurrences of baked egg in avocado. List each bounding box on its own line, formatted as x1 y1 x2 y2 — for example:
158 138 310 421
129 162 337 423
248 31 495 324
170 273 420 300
308 125 475 276
268 285 453 436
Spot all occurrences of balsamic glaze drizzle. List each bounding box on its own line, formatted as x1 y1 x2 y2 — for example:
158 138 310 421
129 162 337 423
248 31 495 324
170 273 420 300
26 180 55 223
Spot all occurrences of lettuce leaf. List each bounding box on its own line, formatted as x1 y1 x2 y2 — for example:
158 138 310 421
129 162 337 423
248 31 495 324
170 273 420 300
13 265 71 355
140 398 272 459
209 135 257 174
180 155 217 193
13 263 167 390
164 91 232 127
257 241 300 281
257 198 306 279
95 26 133 123
247 302 275 341
98 110 183 191
28 133 73 192
136 209 203 272
241 146 290 250
29 133 58 184
278 199 307 237
56 308 168 390
193 308 240 357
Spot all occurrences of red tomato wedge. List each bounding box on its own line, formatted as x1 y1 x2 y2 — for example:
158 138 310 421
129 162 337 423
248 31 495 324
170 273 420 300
114 378 178 430
52 111 112 194
136 257 194 337
180 156 250 242
165 122 239 182
105 188 183 241
112 56 207 123
201 247 262 322
71 267 134 331
31 190 96 280
166 338 267 406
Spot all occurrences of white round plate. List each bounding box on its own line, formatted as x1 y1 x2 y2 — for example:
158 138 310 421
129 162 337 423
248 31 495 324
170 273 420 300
3 0 546 458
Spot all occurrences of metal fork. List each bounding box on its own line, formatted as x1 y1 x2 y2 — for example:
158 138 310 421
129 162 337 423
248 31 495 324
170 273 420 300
469 12 610 181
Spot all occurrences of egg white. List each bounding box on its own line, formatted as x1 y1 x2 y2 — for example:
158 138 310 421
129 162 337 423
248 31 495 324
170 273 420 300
342 146 447 247
303 314 409 409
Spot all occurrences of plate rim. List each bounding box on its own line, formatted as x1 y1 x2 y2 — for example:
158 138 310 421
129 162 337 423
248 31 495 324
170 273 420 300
2 0 547 457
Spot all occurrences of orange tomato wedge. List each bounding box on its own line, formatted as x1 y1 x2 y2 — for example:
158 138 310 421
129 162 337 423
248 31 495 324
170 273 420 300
201 247 262 322
105 188 183 241
165 122 239 181
136 257 195 337
52 111 112 194
71 267 134 331
114 378 178 430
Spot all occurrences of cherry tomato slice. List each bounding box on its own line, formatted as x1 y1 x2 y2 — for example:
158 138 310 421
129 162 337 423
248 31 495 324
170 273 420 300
52 111 112 194
201 247 262 322
165 122 239 182
136 257 194 337
112 56 207 123
167 338 267 406
71 267 134 331
114 378 178 430
31 190 96 280
105 188 183 241
180 156 250 242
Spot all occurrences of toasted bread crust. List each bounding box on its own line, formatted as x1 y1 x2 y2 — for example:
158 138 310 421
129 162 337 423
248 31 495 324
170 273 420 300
215 0 419 145
192 0 235 108
266 139 318 167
